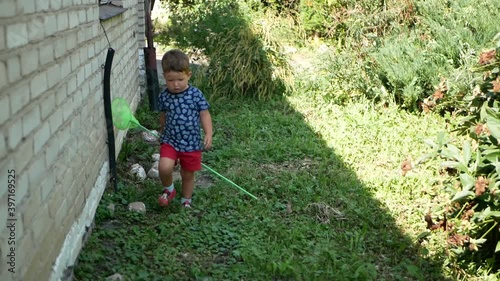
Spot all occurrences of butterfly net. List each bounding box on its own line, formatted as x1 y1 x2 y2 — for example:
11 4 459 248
112 98 139 130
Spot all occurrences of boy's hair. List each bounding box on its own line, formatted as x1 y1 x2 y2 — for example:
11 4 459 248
161 49 190 73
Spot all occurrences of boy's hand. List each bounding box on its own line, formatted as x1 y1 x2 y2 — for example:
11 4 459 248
204 134 212 150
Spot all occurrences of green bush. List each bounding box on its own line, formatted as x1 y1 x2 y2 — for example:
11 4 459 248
369 31 453 111
424 41 500 277
157 0 293 100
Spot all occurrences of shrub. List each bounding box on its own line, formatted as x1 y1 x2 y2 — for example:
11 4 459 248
424 40 500 277
156 0 293 100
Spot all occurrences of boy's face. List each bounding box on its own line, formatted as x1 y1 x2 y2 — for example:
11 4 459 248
164 71 191 94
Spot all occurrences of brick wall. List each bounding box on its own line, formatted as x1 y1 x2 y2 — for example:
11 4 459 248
0 0 145 280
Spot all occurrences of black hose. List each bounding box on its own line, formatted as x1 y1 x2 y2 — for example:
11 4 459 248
103 48 117 192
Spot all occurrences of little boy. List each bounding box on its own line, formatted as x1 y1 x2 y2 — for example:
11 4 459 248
157 49 213 208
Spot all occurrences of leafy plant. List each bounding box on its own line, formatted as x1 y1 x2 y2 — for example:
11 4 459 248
157 0 293 99
425 43 500 277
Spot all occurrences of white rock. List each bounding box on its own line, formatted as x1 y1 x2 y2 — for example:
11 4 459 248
152 153 160 162
128 202 146 214
142 130 158 143
107 203 115 215
147 161 159 178
130 163 147 180
106 273 124 281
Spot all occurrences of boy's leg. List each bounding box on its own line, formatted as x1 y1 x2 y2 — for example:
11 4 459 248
158 144 178 206
158 157 176 187
178 151 202 207
180 168 195 200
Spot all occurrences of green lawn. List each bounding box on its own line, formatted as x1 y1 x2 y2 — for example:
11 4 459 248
74 91 454 280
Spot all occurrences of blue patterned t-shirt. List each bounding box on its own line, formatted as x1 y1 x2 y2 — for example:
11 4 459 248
158 86 210 152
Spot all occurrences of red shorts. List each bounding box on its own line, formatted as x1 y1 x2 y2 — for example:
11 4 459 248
160 143 202 171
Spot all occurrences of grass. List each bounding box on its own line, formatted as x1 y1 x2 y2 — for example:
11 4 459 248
72 1 487 279
74 88 457 280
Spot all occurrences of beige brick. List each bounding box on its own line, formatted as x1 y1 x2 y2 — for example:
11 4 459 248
13 230 35 278
39 92 56 121
33 122 50 154
0 26 5 52
77 67 85 88
53 152 68 183
46 182 62 215
84 61 92 79
28 16 45 42
70 52 80 71
57 12 68 32
35 0 49 12
27 157 46 194
57 123 71 149
60 57 71 79
70 113 81 136
0 61 6 90
22 106 41 138
44 14 57 37
94 39 102 56
79 10 86 24
91 54 99 72
77 28 85 44
40 231 62 274
30 207 52 251
7 118 23 152
86 7 94 22
67 74 77 95
0 94 8 126
92 20 99 37
38 235 58 279
13 138 33 173
40 170 55 202
55 83 67 106
79 47 87 64
0 130 6 159
85 25 93 42
7 55 20 83
7 23 28 49
18 0 35 14
81 81 90 102
47 63 61 88
9 83 30 116
66 32 77 52
0 199 7 238
87 45 95 61
44 133 59 169
54 37 67 59
60 168 74 199
0 0 16 18
50 0 62 10
15 169 29 206
30 70 48 99
39 43 54 66
23 258 44 281
20 47 39 76
0 260 14 281
69 11 79 29
74 187 85 215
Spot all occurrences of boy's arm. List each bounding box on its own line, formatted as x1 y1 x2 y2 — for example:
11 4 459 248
200 110 213 149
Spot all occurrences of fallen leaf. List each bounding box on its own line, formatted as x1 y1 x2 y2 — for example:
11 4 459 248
401 159 412 176
479 49 496 65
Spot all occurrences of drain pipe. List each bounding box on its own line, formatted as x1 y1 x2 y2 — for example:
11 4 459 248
143 0 160 111
103 48 118 192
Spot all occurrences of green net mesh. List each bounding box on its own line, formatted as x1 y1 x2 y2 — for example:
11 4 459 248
112 98 139 130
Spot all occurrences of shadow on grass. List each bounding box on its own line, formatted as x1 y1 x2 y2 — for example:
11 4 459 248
74 2 449 281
